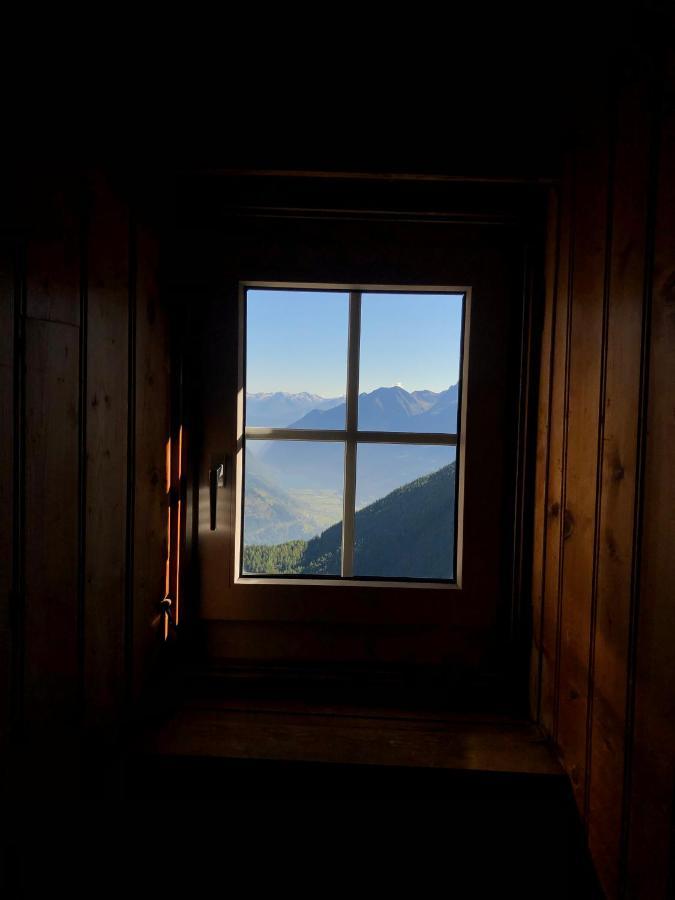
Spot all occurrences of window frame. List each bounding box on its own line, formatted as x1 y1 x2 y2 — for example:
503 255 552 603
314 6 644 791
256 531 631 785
234 281 471 590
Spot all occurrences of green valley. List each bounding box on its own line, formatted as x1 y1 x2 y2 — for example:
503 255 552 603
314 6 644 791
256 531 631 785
243 462 456 581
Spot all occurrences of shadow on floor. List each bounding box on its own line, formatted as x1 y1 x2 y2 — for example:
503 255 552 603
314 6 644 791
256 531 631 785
120 755 603 898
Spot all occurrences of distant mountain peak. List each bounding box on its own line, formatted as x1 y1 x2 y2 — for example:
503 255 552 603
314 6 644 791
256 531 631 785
247 390 342 402
285 382 459 433
245 391 345 427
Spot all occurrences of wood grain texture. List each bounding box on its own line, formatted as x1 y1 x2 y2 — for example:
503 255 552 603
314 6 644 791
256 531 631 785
530 188 559 721
0 242 14 748
8 171 174 734
23 318 80 726
531 51 675 900
204 620 488 670
24 172 80 327
136 700 562 776
540 160 573 737
83 172 129 730
586 75 651 898
22 176 82 728
626 52 675 899
132 221 170 702
556 115 609 809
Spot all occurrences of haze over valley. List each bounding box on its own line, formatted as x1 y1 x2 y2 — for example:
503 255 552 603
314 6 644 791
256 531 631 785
243 385 459 578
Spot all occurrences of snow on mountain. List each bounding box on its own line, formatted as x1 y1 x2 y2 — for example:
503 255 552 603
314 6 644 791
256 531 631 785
252 384 459 508
286 384 458 433
246 391 344 427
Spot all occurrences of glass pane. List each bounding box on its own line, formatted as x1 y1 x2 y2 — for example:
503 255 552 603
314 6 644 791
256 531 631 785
358 293 463 434
353 444 457 580
242 440 344 576
245 289 348 429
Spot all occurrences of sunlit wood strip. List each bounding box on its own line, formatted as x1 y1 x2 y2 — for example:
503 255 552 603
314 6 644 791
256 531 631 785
175 425 184 625
165 436 171 494
165 507 171 599
163 436 172 640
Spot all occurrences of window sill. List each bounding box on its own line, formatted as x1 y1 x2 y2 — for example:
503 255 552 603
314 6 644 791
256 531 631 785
233 575 459 590
134 696 561 777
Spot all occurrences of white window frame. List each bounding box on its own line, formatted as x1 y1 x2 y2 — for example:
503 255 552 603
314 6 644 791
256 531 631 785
234 282 471 589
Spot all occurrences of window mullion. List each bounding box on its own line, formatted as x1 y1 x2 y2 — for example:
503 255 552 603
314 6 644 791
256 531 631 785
341 291 361 577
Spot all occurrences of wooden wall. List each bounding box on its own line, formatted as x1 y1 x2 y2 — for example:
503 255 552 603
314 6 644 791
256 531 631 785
0 167 174 894
0 168 171 750
531 49 675 898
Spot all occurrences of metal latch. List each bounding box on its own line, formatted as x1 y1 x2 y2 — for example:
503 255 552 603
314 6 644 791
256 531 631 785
209 454 227 531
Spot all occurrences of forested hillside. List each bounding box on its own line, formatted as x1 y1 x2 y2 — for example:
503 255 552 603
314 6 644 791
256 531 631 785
243 462 456 580
243 384 459 545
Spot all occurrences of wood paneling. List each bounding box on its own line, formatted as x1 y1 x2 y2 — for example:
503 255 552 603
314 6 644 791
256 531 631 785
529 188 558 721
24 172 80 327
626 53 675 899
1 66 672 896
204 621 489 670
556 112 610 809
22 179 82 729
0 174 173 897
0 170 172 742
531 50 675 898
84 173 129 729
132 221 170 703
539 159 573 737
587 74 651 898
23 317 80 726
0 242 14 748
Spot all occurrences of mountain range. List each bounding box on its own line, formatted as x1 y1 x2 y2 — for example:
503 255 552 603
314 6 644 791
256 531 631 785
246 391 344 427
246 385 457 516
243 384 459 545
288 384 458 433
243 463 456 581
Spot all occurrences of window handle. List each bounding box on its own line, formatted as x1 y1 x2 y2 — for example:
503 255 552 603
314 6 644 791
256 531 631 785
209 455 226 531
160 596 173 625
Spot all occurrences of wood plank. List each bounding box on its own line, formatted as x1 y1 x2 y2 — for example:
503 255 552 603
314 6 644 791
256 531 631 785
196 311 233 621
540 161 573 735
23 318 80 726
22 178 82 729
205 620 488 670
83 172 129 730
0 241 14 748
176 419 188 627
586 74 651 898
627 53 675 899
24 172 80 326
530 188 559 720
132 221 170 701
556 114 610 810
136 702 562 776
167 340 181 628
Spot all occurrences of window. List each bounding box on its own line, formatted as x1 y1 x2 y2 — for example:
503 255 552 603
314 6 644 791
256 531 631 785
234 283 468 586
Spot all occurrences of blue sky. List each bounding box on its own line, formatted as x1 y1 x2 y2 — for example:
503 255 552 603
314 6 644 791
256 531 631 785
246 289 464 397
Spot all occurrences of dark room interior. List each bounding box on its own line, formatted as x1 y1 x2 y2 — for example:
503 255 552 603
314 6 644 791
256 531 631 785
1 13 674 898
